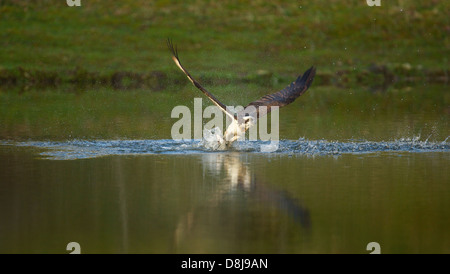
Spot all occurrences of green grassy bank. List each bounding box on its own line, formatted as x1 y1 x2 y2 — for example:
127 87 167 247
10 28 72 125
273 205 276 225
0 0 448 87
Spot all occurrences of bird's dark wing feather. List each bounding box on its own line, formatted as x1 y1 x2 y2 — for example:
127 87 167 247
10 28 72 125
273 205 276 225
239 66 316 119
167 39 236 120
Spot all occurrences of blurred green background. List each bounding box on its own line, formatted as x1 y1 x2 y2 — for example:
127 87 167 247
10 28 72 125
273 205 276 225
0 0 449 140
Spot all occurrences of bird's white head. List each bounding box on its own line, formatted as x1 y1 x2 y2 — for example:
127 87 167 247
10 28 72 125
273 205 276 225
243 115 256 131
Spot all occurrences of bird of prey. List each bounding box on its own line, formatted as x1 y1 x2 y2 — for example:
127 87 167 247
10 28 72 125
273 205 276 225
167 39 316 149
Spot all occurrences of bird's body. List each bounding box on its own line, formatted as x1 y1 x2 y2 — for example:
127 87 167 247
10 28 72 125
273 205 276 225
167 39 316 150
221 118 253 149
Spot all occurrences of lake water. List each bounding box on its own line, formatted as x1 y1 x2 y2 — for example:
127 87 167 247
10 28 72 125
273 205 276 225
0 84 449 253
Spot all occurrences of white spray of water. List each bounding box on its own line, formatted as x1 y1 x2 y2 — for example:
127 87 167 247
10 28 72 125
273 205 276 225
201 127 225 150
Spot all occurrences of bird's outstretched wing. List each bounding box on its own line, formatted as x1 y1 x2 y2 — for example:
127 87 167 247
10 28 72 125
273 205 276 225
167 39 236 121
238 66 316 119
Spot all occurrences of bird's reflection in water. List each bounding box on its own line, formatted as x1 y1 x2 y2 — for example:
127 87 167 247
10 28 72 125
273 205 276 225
174 153 310 251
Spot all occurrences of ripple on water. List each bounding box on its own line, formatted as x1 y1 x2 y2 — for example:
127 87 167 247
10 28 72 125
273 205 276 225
1 137 449 160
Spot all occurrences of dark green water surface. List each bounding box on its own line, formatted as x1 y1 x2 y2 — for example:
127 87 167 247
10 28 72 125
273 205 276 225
0 145 448 253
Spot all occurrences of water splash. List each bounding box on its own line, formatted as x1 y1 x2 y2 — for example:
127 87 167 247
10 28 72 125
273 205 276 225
1 137 448 160
282 137 450 155
201 127 224 150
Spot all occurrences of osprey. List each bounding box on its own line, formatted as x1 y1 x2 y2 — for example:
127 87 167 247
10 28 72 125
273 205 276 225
167 39 316 150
